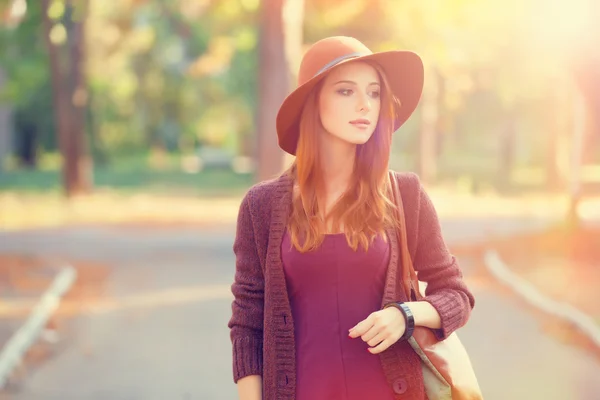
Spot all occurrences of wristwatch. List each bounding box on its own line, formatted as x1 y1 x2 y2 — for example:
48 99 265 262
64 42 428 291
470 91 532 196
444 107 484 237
383 302 415 341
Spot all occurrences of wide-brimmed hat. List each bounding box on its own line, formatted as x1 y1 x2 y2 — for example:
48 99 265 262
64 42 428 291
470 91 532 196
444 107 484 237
276 36 424 156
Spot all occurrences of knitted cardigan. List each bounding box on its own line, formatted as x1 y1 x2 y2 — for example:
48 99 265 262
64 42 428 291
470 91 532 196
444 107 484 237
228 171 475 400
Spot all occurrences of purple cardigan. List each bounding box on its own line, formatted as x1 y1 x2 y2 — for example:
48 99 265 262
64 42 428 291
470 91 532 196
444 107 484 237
228 171 475 400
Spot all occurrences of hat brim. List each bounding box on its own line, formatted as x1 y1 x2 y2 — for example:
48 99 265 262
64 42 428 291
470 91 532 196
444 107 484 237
276 51 424 156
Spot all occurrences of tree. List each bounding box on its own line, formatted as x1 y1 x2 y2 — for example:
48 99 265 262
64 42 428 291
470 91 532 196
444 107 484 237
65 0 92 192
41 0 92 196
255 0 292 181
0 67 10 171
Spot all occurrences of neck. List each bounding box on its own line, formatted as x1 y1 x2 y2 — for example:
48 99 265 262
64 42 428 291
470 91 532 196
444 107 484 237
318 136 356 193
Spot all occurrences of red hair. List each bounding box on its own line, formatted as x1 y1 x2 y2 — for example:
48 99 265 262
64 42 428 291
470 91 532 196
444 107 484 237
286 61 401 253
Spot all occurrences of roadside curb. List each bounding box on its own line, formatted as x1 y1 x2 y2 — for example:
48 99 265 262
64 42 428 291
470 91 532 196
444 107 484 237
0 265 77 389
483 250 600 350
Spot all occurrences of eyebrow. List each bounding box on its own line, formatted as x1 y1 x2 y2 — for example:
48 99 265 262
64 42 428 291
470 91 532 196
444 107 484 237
333 80 380 86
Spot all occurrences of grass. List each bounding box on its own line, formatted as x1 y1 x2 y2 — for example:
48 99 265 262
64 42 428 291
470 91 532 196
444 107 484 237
0 165 256 230
0 166 254 196
2 155 600 230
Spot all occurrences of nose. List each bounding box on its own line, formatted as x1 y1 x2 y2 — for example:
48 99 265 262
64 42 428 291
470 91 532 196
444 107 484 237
356 92 371 113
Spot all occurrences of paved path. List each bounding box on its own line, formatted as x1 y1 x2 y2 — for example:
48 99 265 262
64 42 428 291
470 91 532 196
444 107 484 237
0 216 598 400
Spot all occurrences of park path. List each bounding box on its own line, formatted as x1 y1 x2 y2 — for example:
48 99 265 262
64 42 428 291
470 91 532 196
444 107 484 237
0 215 598 400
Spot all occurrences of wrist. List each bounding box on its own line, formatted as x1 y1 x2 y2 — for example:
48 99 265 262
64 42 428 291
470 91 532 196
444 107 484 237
383 301 415 340
404 301 442 330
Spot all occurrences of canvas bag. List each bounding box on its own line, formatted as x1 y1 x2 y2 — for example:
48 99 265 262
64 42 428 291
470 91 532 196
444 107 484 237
388 172 483 400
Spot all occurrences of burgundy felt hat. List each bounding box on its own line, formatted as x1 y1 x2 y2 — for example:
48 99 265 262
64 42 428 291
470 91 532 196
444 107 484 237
275 36 424 156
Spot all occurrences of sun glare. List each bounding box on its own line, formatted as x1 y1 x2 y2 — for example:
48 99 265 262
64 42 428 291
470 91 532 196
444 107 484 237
529 0 593 52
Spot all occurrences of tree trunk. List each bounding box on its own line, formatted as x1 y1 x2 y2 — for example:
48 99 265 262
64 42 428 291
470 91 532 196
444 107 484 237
0 67 11 171
42 0 71 192
42 0 92 196
281 0 304 170
255 0 292 182
66 0 92 194
567 89 587 228
498 111 516 191
417 67 439 183
434 71 446 159
546 84 565 191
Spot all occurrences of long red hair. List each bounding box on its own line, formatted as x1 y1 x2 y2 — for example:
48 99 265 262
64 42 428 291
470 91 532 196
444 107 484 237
286 61 401 253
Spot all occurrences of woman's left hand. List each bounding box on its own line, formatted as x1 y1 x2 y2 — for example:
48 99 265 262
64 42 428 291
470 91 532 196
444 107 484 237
348 307 406 354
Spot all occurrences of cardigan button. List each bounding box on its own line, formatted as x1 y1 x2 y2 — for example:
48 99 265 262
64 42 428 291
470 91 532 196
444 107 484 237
392 378 407 394
277 371 289 387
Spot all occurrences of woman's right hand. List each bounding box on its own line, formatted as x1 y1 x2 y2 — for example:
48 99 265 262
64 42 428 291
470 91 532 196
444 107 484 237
237 374 262 400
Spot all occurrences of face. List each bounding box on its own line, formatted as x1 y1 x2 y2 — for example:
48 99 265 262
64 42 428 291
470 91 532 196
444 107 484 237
318 61 381 147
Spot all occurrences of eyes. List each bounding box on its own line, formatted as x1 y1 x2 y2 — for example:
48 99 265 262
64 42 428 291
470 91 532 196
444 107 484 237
336 88 380 99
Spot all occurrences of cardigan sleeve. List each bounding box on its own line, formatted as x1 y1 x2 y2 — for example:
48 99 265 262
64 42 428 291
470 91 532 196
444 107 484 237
410 176 475 340
227 190 264 383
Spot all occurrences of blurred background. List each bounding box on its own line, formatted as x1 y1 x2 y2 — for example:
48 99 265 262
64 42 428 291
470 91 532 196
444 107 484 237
0 0 599 399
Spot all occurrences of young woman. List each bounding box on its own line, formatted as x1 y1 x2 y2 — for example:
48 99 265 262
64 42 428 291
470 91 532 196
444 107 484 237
228 36 475 400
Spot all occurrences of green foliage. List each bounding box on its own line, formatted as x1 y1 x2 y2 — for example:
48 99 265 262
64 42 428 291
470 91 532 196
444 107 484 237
0 163 253 195
0 2 49 103
81 0 259 157
0 0 56 151
0 0 596 190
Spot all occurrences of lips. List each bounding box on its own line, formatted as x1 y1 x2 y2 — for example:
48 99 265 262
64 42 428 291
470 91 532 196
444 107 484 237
350 119 371 129
350 119 370 125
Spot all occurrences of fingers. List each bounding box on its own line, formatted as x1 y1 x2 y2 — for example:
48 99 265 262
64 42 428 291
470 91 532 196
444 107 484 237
366 330 386 347
349 309 404 355
350 318 390 345
360 324 380 342
348 315 374 338
349 312 389 339
368 337 394 354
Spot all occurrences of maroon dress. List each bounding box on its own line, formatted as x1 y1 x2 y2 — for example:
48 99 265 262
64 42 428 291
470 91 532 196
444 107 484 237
281 231 396 400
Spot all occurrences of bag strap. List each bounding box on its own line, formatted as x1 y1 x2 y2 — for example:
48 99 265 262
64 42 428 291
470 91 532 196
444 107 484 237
388 171 422 301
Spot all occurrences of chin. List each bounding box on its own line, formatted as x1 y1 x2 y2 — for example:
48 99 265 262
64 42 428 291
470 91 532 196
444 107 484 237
326 129 375 146
345 131 375 145
348 137 371 145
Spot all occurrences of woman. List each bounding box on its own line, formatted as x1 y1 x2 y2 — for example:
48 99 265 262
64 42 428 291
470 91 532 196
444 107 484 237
228 36 475 400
